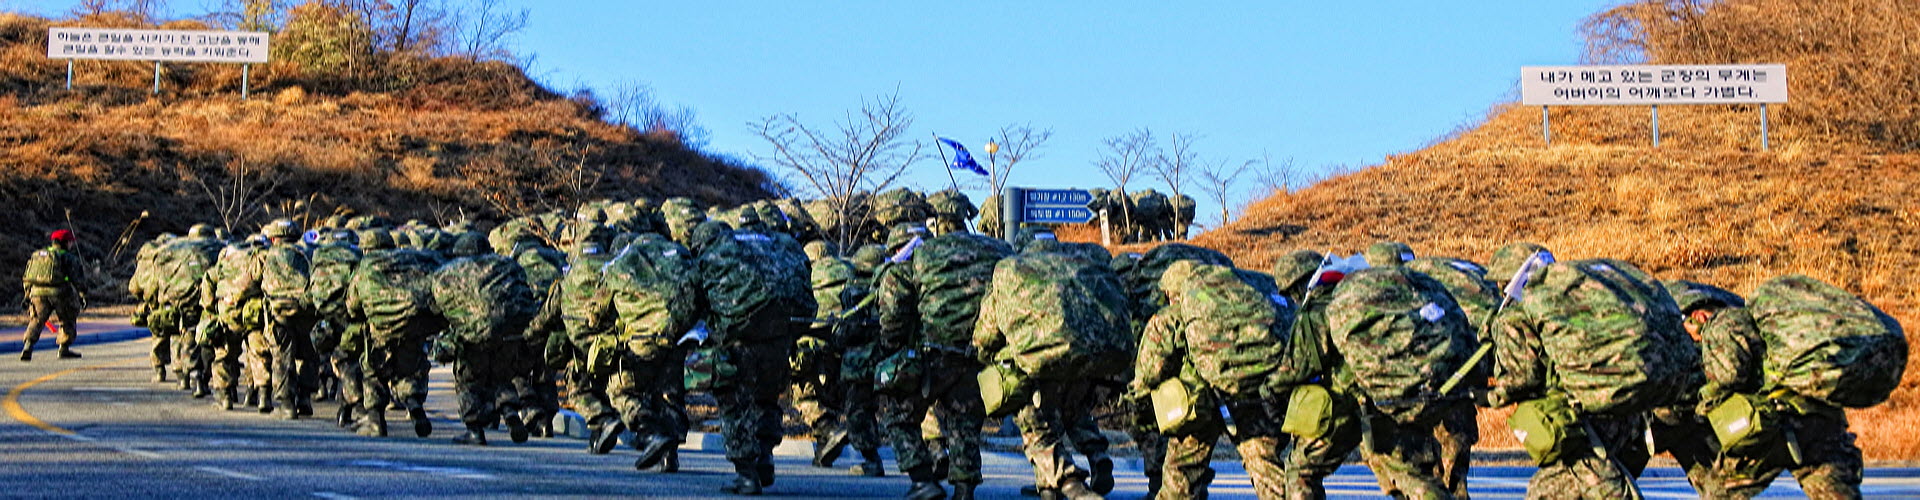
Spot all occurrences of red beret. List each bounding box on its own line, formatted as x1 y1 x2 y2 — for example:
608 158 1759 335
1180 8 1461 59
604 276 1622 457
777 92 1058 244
50 229 74 243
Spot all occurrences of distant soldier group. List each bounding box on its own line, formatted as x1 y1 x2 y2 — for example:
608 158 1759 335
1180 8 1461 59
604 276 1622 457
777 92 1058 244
76 185 1906 500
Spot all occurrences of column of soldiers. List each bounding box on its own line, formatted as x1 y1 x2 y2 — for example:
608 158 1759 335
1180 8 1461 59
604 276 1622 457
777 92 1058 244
107 185 1901 500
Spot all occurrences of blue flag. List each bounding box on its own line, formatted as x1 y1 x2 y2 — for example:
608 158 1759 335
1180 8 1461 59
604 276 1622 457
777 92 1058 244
938 137 989 176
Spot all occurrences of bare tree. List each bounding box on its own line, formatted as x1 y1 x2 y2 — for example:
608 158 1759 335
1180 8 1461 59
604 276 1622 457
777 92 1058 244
1197 157 1255 227
452 0 527 62
189 158 286 235
1150 132 1200 239
606 81 711 149
1252 151 1298 195
73 0 167 20
752 91 925 249
1093 128 1156 234
210 0 286 31
981 124 1053 196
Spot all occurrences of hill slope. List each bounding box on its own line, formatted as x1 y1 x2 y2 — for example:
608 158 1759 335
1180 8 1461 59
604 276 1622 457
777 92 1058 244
0 13 775 306
1194 0 1920 459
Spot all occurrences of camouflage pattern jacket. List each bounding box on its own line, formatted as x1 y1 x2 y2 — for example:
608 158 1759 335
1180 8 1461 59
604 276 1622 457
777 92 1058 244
874 233 1013 354
1136 262 1302 398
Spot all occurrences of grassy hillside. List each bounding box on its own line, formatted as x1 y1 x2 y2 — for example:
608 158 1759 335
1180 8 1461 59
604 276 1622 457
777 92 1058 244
1185 0 1920 460
0 12 775 308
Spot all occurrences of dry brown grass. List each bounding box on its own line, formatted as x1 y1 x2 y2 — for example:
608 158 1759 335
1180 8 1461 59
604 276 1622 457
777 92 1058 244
0 13 774 308
1079 0 1920 459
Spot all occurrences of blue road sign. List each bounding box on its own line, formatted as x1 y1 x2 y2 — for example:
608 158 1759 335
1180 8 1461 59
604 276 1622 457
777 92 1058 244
1024 206 1096 224
1024 189 1092 206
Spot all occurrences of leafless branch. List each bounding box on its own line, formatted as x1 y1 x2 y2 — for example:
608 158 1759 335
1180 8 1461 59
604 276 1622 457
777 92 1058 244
752 91 924 249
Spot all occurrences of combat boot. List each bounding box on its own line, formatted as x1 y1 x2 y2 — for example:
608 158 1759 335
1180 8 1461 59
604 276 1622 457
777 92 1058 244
660 450 679 473
1044 481 1101 500
632 434 677 471
357 412 388 437
336 403 358 428
453 424 487 446
756 459 775 487
720 475 762 496
190 375 209 399
951 483 977 500
153 367 167 383
19 348 30 362
244 387 260 408
904 481 947 500
849 449 885 477
504 414 528 444
57 348 80 359
588 419 625 455
812 430 849 468
216 388 235 411
409 408 432 437
1089 456 1115 494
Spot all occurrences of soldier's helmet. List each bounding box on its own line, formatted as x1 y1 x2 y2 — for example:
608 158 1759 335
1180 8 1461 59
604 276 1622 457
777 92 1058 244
322 214 349 230
803 241 833 261
852 244 888 271
1363 241 1416 267
449 232 487 258
885 223 930 251
732 207 764 230
577 204 608 224
359 229 396 251
1111 252 1144 276
1487 242 1553 283
1271 249 1325 292
262 218 301 239
187 223 216 239
689 220 734 255
1663 280 1746 314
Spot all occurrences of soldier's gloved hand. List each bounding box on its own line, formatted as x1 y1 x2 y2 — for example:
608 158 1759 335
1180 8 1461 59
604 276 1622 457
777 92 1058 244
1471 386 1499 408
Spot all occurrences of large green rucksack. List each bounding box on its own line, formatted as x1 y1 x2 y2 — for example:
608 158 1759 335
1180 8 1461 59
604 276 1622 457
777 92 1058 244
870 188 931 227
975 252 1133 382
1327 266 1476 423
1404 257 1497 334
909 233 1015 348
1519 258 1701 415
1130 190 1169 223
605 238 701 359
698 230 815 343
129 238 172 301
23 247 64 287
559 250 618 351
351 249 443 341
151 239 223 307
1749 274 1908 408
1155 261 1297 398
1126 243 1233 321
431 255 538 344
306 243 362 319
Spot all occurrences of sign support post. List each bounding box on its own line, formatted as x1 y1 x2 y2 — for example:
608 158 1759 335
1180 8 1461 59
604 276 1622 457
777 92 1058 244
152 61 161 95
1651 105 1660 147
1099 209 1111 246
1541 106 1551 145
1001 187 1024 245
65 59 73 90
1760 104 1769 151
242 64 250 101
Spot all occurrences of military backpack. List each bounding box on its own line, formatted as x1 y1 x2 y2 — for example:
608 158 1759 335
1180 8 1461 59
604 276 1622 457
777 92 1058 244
431 255 538 344
1521 258 1701 415
1749 274 1907 408
1327 266 1476 424
605 239 701 360
351 249 443 340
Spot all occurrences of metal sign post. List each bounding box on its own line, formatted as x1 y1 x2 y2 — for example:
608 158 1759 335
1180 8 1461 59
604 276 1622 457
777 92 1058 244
1651 105 1660 148
1760 104 1770 151
152 61 161 95
242 63 250 101
65 59 73 90
1541 106 1551 145
1001 187 1025 245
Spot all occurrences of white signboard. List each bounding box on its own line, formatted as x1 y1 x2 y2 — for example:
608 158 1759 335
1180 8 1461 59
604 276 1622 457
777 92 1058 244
47 27 269 64
1521 64 1787 106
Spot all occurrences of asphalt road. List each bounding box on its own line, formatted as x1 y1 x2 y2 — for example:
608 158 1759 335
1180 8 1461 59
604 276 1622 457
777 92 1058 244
4 336 1919 499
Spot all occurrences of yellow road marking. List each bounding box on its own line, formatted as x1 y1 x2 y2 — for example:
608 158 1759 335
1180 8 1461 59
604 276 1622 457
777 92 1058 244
4 357 144 435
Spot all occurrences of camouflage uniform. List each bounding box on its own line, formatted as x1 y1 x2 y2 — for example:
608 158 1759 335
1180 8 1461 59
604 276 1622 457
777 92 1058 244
308 230 364 425
1272 251 1366 500
346 234 444 436
20 240 85 358
1362 241 1415 268
154 229 224 396
694 221 816 494
1124 244 1238 497
1172 193 1196 240
1679 282 1865 500
505 233 568 436
874 230 1013 499
975 194 1002 239
204 239 265 408
242 219 320 416
840 244 890 472
432 252 537 444
926 189 977 237
1135 261 1300 500
130 234 177 379
792 242 862 467
1486 257 1658 500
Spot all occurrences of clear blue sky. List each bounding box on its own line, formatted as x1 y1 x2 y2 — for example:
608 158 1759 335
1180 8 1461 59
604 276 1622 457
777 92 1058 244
15 1 1619 228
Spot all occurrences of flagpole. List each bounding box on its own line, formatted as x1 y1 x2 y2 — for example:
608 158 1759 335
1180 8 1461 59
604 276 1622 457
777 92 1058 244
932 133 961 193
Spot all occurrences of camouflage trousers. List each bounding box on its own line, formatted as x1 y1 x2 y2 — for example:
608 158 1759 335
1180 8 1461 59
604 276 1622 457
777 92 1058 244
571 349 687 441
714 340 792 470
1162 395 1289 500
513 339 561 431
1017 379 1115 492
1713 410 1863 500
202 317 247 396
1359 401 1478 500
1285 390 1364 500
147 303 176 372
264 302 319 409
838 344 882 454
316 319 366 410
452 341 523 427
1649 406 1722 498
789 344 844 445
1129 407 1168 494
21 294 78 351
362 330 432 416
1526 413 1650 500
879 351 985 485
